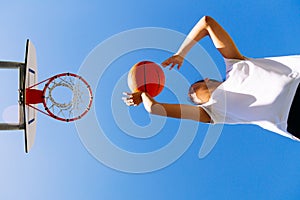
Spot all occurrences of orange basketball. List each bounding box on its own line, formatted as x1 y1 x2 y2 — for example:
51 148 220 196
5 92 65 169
128 61 165 97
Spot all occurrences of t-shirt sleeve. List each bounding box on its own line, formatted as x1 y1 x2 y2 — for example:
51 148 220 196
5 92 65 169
224 58 244 79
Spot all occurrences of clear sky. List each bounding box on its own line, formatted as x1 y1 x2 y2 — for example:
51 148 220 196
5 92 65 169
0 0 300 199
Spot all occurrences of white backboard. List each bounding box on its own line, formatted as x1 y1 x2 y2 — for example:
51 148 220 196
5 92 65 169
23 40 38 153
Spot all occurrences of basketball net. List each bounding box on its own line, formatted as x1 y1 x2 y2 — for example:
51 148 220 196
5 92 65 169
26 73 93 122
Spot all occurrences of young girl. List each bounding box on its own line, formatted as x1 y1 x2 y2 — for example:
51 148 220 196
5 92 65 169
123 16 300 141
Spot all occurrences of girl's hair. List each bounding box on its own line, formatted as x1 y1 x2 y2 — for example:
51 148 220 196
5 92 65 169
188 80 204 94
188 80 205 104
188 79 222 104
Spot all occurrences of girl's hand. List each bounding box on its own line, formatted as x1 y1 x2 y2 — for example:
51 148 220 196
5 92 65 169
122 91 143 106
161 54 184 70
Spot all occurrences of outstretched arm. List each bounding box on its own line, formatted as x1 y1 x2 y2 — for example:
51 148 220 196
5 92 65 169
123 92 211 123
162 16 244 69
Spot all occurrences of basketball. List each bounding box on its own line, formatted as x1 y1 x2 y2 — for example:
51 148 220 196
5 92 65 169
128 61 165 97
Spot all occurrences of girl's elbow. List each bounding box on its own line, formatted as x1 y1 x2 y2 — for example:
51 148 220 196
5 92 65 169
201 15 215 26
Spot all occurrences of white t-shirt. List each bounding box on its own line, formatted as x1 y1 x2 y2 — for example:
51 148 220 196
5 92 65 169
200 55 300 140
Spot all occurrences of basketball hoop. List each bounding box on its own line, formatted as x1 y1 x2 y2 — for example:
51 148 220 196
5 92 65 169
26 73 93 122
0 40 93 152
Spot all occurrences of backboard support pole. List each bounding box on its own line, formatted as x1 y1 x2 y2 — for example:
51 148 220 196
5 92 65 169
0 61 26 131
0 61 23 69
0 123 24 130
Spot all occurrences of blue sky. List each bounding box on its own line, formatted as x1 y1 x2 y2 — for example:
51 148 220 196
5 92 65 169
0 0 300 199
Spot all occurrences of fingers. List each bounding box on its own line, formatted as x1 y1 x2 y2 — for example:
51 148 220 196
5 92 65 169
161 59 177 70
161 59 170 67
122 92 132 98
164 63 180 70
161 58 173 68
122 96 136 106
122 98 136 106
122 92 134 106
177 63 182 70
169 63 176 70
122 92 141 106
161 55 183 70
